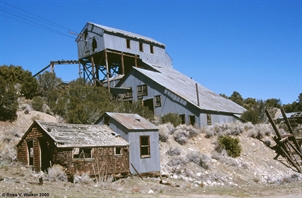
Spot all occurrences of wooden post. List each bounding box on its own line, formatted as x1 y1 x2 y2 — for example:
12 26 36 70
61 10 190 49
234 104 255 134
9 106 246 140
105 49 110 93
121 52 125 74
50 62 55 73
135 55 138 67
91 56 96 86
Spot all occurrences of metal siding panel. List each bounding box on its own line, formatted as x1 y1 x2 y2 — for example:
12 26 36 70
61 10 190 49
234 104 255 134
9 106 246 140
128 132 160 174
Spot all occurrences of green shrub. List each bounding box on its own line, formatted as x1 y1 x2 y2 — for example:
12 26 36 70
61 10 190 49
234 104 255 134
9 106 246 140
216 136 241 158
32 96 44 112
161 113 182 127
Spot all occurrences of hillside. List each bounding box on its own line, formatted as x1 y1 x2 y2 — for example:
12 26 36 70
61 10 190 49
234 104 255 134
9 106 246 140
0 103 301 197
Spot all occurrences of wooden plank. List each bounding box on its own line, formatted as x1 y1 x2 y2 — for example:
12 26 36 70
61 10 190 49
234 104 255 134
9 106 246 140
265 110 282 140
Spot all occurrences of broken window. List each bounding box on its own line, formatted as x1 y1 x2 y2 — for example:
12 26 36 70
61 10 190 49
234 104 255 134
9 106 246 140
73 148 92 159
154 95 161 107
115 147 122 155
189 115 196 126
207 114 212 125
27 140 33 165
179 114 185 124
126 39 131 49
124 88 133 99
137 84 148 96
92 37 97 52
150 45 154 54
139 42 144 52
140 136 150 158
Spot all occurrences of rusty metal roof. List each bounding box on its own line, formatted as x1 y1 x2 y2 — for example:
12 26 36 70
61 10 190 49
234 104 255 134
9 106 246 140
89 22 165 47
105 112 158 131
36 120 129 148
133 63 246 114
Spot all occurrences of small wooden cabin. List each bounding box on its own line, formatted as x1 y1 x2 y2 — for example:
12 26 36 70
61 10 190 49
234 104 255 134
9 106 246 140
17 120 130 178
96 112 160 175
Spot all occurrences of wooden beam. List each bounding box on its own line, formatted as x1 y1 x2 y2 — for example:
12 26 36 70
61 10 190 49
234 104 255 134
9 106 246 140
121 52 125 75
105 49 110 93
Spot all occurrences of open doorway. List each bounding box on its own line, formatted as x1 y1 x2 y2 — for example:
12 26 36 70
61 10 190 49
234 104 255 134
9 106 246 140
143 98 154 113
39 139 52 172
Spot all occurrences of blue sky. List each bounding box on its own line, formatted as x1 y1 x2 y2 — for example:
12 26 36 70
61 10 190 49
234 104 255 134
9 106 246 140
0 0 301 105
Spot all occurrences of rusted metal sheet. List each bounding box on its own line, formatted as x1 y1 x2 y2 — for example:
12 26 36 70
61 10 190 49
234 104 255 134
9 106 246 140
104 112 158 131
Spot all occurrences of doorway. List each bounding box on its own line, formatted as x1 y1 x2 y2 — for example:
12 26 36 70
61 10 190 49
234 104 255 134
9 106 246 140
143 98 154 113
39 139 52 172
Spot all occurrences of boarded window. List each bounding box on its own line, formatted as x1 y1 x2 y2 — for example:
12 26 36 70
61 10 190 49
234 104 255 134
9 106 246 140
126 39 131 49
189 115 196 126
137 84 148 96
150 45 154 54
140 136 150 158
73 148 92 159
115 147 122 155
207 114 212 125
179 114 185 124
155 95 161 107
139 42 144 52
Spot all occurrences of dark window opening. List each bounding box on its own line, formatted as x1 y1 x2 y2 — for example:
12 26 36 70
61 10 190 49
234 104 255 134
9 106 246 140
137 84 148 96
126 39 131 49
73 148 92 159
84 29 88 41
115 147 122 155
92 37 97 52
189 115 196 126
139 42 144 52
155 95 161 107
140 136 150 158
150 45 154 54
207 114 212 125
27 140 33 165
104 116 110 126
143 98 154 113
179 114 185 124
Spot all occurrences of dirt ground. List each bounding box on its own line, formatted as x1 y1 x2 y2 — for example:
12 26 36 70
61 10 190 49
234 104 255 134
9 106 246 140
0 107 301 198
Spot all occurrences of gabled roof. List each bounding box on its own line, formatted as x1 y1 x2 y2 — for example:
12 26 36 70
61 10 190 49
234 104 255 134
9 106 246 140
82 22 165 47
130 63 246 114
102 112 158 131
18 120 128 148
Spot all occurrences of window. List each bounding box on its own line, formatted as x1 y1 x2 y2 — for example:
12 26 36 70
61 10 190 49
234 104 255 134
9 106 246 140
189 115 196 126
207 114 212 125
126 39 131 49
137 84 148 96
150 45 154 54
104 116 110 126
115 147 122 155
124 88 133 99
140 136 150 158
139 42 144 52
179 114 185 124
155 95 161 107
73 148 92 159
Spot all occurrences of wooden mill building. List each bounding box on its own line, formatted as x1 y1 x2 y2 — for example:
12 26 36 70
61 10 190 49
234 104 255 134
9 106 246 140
76 22 246 127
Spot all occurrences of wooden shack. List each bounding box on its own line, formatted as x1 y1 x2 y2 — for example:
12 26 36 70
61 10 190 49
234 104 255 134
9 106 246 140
96 112 160 175
17 120 130 178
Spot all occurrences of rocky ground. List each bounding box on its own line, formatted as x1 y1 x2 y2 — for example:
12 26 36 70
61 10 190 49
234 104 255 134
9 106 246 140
0 99 301 197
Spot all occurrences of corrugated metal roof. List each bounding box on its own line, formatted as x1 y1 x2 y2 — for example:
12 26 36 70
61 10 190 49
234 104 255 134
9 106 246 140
133 64 246 114
89 22 165 47
36 120 129 148
105 112 158 131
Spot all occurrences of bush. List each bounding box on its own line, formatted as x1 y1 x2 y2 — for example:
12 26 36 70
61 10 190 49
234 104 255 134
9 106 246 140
186 151 210 169
73 172 93 184
31 96 44 112
166 147 181 156
161 113 182 127
45 165 67 182
158 124 171 142
216 136 241 158
173 125 200 145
